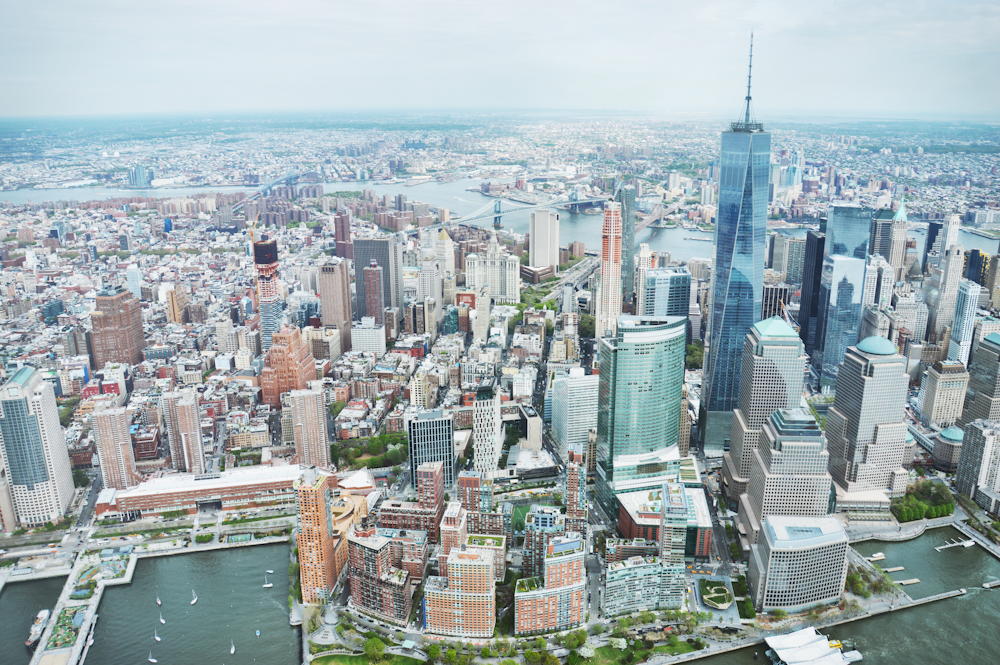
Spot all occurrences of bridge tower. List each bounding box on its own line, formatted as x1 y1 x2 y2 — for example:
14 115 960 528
493 199 503 229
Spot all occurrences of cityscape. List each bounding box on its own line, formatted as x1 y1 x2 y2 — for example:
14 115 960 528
1 4 1000 665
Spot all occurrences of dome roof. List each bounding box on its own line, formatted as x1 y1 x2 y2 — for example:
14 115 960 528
857 336 897 356
940 426 964 442
752 316 799 338
905 431 914 443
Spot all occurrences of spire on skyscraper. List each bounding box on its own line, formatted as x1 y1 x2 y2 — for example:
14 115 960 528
733 33 763 133
744 32 754 124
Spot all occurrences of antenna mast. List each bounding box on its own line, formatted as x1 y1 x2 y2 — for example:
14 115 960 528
744 33 753 123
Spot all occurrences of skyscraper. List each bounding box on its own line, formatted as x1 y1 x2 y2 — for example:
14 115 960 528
93 407 141 490
473 379 503 479
464 232 521 304
797 230 826 357
0 367 74 528
176 393 205 475
261 327 315 408
959 333 1000 427
639 266 692 318
948 279 981 365
296 469 335 604
354 235 403 317
814 255 867 390
318 258 352 350
616 184 637 308
363 260 385 323
290 389 329 468
595 201 623 338
956 419 1000 514
254 240 282 351
551 368 599 464
869 204 907 280
126 264 142 299
596 316 686 516
919 361 969 428
408 410 456 488
722 318 807 508
91 286 146 368
701 51 770 456
528 209 560 270
926 245 965 343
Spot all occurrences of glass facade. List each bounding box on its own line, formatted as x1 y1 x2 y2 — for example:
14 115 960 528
0 398 49 490
702 126 770 456
596 316 686 516
814 255 867 390
617 184 637 308
641 267 691 318
826 204 871 259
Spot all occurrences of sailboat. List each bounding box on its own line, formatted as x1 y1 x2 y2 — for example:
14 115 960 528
230 640 236 655
256 630 260 637
156 595 161 606
154 628 161 642
190 589 198 605
159 612 165 625
263 574 273 589
265 569 274 574
148 651 158 663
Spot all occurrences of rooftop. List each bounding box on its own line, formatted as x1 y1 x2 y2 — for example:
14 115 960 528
764 515 847 549
753 316 799 339
857 336 897 356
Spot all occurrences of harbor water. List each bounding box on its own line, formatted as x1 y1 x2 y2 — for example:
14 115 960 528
0 575 66 665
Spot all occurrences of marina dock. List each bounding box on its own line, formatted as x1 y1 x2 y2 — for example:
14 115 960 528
896 578 920 585
983 579 1000 589
884 566 905 572
935 538 976 551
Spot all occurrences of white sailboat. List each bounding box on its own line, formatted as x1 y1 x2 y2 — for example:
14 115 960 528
256 630 260 637
156 594 161 606
190 589 198 605
159 612 165 625
263 574 273 589
154 628 161 642
230 640 236 655
148 651 158 663
265 569 274 574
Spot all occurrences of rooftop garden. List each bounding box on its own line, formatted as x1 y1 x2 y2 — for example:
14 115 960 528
698 578 734 610
467 535 503 547
515 577 542 593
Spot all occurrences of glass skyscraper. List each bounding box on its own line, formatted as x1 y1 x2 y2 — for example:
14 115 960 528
701 109 771 456
616 184 637 309
814 255 867 390
596 316 686 516
825 203 871 259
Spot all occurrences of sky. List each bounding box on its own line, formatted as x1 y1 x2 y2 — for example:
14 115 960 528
1 0 998 121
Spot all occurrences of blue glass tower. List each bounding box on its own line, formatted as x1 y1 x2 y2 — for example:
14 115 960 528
701 40 771 457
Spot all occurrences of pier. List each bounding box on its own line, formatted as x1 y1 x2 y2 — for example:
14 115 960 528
935 538 975 551
896 578 920 585
983 580 1000 589
884 566 905 572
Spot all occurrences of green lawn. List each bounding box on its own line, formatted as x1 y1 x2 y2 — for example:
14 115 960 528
592 642 695 665
513 505 530 523
312 656 423 665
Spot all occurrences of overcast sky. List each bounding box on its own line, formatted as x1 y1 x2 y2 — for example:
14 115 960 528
2 0 998 121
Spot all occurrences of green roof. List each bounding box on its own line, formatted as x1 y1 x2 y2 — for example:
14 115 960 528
857 336 897 356
8 366 35 387
893 200 908 222
941 426 964 442
753 316 798 338
985 333 1000 347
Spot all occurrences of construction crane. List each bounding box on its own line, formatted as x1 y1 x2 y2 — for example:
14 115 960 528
780 299 800 332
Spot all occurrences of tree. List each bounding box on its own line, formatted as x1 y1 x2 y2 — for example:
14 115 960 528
392 465 402 476
330 443 340 466
428 645 441 661
446 648 458 665
365 638 386 663
685 341 704 370
72 470 88 487
525 651 542 665
544 655 560 665
535 637 546 652
481 647 492 659
773 609 788 620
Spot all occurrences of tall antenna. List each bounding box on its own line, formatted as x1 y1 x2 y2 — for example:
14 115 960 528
744 32 754 123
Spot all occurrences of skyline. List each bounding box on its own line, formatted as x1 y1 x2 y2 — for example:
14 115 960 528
1 1 999 121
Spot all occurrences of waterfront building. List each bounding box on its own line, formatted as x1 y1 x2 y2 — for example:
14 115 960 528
0 367 74 528
176 393 205 475
551 367 599 463
529 209 560 271
464 232 521 304
261 327 315 408
319 258 352 350
737 409 834 548
617 184 637 308
931 426 965 473
947 279 981 365
595 201 623 338
596 316 686 517
438 501 468 575
722 317 807 508
919 361 969 428
472 379 503 479
289 389 329 468
377 461 444 541
814 254 867 390
524 505 566 579
424 548 496 638
826 337 909 506
956 419 1000 514
797 230 826 357
91 286 146 368
296 468 335 604
701 80 770 457
363 260 385 324
960 333 1000 427
748 515 848 612
639 266 692 318
407 410 456 488
604 556 678 617
347 521 411 625
92 406 141 490
514 533 586 635
355 235 403 316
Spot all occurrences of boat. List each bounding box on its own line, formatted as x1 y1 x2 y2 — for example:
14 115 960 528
231 640 236 655
191 590 198 605
263 574 273 589
156 595 161 606
25 609 50 650
684 236 713 242
266 569 274 574
154 628 161 642
148 651 158 663
159 612 165 624
256 630 260 637
964 540 975 547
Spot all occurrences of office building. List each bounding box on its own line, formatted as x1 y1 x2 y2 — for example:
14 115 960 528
959 333 1000 427
965 249 991 287
797 230 826 356
464 232 521 304
425 548 496 638
748 516 848 612
296 469 335 604
93 407 142 490
927 245 965 343
862 254 894 311
91 286 146 368
0 367 74 528
261 327 315 408
737 409 834 548
640 266 692 318
408 410 456 488
514 533 585 635
351 317 387 356
254 240 283 351
596 201 624 338
931 426 965 473
616 184 637 308
347 522 411 625
319 258 352 350
355 235 403 317
473 379 503 479
869 204 908 280
761 283 789 320
363 260 385 324
529 209 560 270
604 555 678 617
826 338 909 502
814 254 867 390
722 318 807 507
166 285 188 324
551 368 599 464
126 264 143 299
783 236 806 284
956 419 1000 514
947 279 981 365
596 316 686 516
290 389 329 468
701 87 770 456
919 361 969 428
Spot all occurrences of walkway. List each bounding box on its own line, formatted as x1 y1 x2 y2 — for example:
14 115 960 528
847 515 956 543
952 520 1000 562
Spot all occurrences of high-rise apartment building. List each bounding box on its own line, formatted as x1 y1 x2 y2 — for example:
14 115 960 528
596 316 686 516
332 212 353 259
457 471 494 514
176 393 205 475
523 505 566 579
701 88 770 456
639 266 691 318
722 318 807 508
947 279 981 365
956 419 1000 514
261 327 315 408
604 555 678 617
347 522 411 625
424 548 496 638
289 389 329 468
126 264 143 299
296 469 335 604
826 337 909 502
959 333 1000 427
254 240 283 351
166 285 189 324
464 232 521 304
737 409 834 547
355 235 403 317
93 406 141 490
318 258 352 350
473 379 503 479
408 410 456 488
529 209 560 270
363 260 385 324
551 368 599 464
616 184 637 308
437 501 468 574
514 533 585 635
564 456 587 528
595 201 623 338
0 367 74 528
91 286 146 368
748 516 848 612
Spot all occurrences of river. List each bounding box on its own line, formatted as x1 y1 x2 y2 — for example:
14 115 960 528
694 525 999 665
0 575 66 665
